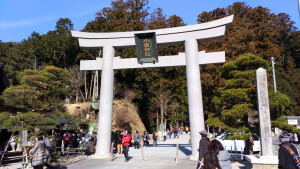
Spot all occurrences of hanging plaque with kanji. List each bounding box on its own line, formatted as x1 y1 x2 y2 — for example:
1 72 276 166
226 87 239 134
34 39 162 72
134 32 158 64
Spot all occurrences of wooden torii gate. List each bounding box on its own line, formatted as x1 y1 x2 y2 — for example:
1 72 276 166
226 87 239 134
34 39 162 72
72 15 233 160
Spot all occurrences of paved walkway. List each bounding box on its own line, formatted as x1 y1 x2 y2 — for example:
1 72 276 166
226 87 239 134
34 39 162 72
8 133 292 168
67 133 246 169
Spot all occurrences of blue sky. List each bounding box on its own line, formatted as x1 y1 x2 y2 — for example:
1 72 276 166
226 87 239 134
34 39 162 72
0 0 299 42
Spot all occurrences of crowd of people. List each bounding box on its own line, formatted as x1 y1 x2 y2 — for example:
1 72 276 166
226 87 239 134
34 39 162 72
196 129 300 169
197 130 231 169
112 126 190 162
0 131 97 169
2 126 299 168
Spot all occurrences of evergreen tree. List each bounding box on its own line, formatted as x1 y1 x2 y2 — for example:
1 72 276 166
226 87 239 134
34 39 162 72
209 54 269 133
1 66 70 112
208 54 292 136
197 2 300 119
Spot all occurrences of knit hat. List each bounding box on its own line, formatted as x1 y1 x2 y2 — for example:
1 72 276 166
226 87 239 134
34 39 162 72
123 130 128 135
280 135 290 143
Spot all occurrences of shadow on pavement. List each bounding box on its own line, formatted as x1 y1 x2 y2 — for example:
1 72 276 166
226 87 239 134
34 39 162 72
178 144 192 156
235 161 246 169
45 165 68 169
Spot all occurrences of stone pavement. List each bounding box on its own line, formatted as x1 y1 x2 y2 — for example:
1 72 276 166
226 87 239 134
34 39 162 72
67 156 247 169
0 155 87 169
67 133 247 169
8 133 298 168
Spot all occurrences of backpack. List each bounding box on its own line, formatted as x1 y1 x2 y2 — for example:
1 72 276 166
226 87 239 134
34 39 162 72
282 144 300 169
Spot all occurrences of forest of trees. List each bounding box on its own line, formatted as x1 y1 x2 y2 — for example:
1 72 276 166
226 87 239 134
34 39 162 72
0 0 299 134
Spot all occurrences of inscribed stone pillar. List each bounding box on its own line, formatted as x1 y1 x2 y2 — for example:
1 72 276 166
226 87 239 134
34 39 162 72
185 39 205 159
256 68 273 156
95 45 114 157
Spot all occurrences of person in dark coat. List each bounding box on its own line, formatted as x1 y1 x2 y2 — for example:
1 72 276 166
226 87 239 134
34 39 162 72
197 130 210 168
115 131 123 154
85 139 95 156
278 132 299 169
30 134 46 169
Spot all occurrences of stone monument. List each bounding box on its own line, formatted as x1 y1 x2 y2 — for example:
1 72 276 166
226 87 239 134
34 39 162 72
245 68 278 169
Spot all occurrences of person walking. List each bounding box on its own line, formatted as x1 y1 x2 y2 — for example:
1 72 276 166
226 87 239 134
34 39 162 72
42 133 51 168
133 131 140 149
158 130 162 141
115 131 123 154
30 134 46 169
122 130 131 162
9 135 16 152
208 139 232 169
153 131 158 147
163 130 167 141
278 132 299 169
197 130 210 169
142 131 149 147
63 132 71 148
173 128 177 139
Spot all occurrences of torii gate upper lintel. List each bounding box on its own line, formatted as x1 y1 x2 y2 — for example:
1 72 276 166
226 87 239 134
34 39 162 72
72 15 233 160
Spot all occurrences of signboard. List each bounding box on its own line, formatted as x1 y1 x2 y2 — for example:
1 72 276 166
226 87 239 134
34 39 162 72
89 124 95 134
134 32 158 64
22 130 28 147
288 119 298 125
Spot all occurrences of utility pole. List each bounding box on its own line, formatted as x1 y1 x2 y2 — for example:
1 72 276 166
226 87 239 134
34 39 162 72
271 57 277 92
298 0 300 19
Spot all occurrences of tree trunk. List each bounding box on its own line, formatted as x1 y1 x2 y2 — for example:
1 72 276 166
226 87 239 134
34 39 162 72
84 71 88 100
95 71 99 99
164 119 167 131
176 112 179 128
63 51 66 69
80 90 86 102
92 71 97 102
156 111 159 131
89 73 94 99
75 92 79 102
160 105 164 125
34 56 37 70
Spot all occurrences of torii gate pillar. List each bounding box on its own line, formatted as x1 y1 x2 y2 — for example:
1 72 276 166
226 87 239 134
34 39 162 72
185 39 205 158
96 45 114 156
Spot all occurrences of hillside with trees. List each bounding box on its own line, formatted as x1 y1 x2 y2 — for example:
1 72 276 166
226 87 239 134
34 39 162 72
0 0 299 134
